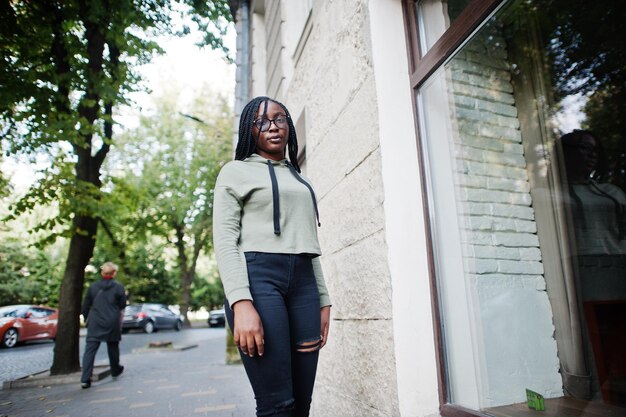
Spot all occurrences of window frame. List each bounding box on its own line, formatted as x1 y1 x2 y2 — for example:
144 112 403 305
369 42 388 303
401 1 507 415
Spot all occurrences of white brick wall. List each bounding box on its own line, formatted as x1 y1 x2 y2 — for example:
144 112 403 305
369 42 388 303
446 30 561 405
450 33 542 276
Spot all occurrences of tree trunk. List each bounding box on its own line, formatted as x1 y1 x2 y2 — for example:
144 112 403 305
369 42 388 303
179 270 195 327
50 215 98 375
49 0 112 375
174 225 195 327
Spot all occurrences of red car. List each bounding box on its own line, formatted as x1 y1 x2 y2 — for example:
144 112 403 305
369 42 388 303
0 305 59 348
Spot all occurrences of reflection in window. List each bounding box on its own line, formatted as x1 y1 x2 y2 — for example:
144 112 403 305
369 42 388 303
416 0 626 412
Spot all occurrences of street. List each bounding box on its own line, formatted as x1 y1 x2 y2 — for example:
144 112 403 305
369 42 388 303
0 325 255 417
0 326 222 385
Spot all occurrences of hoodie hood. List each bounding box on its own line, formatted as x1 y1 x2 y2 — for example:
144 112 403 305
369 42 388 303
245 153 288 165
98 278 115 290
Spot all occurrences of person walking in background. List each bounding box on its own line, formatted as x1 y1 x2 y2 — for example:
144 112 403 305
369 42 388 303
80 261 127 389
213 96 331 416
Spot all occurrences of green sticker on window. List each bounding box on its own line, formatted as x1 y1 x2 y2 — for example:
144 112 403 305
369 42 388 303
526 389 545 411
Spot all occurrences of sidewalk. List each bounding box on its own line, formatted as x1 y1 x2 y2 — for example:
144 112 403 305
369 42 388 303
0 331 255 417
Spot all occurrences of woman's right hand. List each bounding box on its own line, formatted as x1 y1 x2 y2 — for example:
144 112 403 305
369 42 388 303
232 300 264 357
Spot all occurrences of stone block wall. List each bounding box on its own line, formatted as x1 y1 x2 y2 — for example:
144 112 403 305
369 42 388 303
280 0 400 415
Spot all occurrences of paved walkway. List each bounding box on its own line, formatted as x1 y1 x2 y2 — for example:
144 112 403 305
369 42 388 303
0 331 255 417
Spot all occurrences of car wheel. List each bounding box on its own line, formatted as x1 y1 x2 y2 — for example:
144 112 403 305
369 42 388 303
122 329 129 334
143 320 155 334
174 320 183 331
2 328 18 348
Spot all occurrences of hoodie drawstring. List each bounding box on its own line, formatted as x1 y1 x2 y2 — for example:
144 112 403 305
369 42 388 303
266 160 321 236
286 162 321 227
267 161 281 235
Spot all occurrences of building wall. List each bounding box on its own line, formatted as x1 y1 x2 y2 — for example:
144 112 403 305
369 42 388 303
236 0 609 414
243 0 443 415
287 1 399 416
249 11 266 99
277 1 402 416
368 1 441 416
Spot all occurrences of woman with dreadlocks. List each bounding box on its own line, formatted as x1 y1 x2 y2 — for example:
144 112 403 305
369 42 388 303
213 96 331 417
559 129 626 302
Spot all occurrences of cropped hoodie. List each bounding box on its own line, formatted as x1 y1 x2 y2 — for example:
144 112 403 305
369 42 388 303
212 153 331 308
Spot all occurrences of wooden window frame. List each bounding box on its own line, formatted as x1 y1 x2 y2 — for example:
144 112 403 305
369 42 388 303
401 1 505 416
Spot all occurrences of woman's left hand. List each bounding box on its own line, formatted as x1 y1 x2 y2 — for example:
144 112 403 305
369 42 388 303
320 306 331 348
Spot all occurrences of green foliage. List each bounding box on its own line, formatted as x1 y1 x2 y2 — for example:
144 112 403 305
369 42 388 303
121 91 232 235
0 0 233 240
91 244 180 305
0 238 62 306
0 0 233 374
190 268 224 311
91 85 233 313
4 156 103 247
536 0 625 100
0 154 11 198
0 177 9 199
531 0 626 187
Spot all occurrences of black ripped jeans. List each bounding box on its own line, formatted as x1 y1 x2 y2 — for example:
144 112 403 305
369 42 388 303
226 252 321 417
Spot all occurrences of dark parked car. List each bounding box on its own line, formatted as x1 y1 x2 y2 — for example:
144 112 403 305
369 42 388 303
0 305 58 348
122 303 183 334
207 308 226 328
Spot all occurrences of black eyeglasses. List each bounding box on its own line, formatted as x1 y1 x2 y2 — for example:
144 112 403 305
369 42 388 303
565 143 598 153
253 116 288 132
576 144 598 153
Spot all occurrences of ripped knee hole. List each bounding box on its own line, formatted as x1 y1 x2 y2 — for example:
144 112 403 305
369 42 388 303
296 337 322 353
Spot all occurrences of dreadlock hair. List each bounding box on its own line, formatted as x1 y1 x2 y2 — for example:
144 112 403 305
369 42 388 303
559 129 626 239
235 96 302 173
560 129 606 179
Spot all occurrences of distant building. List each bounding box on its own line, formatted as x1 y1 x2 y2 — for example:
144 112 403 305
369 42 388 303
228 1 626 416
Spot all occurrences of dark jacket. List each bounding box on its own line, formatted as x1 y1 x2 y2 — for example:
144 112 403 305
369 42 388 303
82 278 127 342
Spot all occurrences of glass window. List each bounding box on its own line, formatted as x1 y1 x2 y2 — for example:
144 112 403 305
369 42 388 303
417 0 626 412
0 306 26 317
416 0 472 56
29 308 47 318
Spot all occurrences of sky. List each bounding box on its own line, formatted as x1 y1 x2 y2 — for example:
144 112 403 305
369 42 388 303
120 29 237 129
3 24 236 193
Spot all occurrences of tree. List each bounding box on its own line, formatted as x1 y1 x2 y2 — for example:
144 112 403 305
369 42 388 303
0 1 232 374
85 173 181 305
0 157 10 198
534 0 626 186
0 238 61 306
110 86 232 324
190 267 224 312
0 195 67 307
92 234 181 306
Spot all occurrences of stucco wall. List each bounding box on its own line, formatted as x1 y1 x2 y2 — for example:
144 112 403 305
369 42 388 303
280 1 400 416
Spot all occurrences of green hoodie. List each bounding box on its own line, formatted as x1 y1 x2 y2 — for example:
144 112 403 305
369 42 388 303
213 153 331 308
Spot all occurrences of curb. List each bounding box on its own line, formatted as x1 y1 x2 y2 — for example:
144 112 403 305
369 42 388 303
2 365 110 390
132 343 198 353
